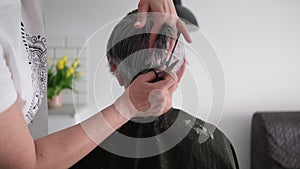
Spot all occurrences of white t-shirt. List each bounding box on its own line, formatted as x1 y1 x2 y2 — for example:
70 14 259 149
0 0 48 139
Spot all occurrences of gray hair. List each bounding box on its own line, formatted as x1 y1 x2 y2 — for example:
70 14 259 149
106 10 184 87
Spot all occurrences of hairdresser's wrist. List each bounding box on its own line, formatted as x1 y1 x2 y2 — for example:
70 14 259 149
113 89 138 120
101 104 129 130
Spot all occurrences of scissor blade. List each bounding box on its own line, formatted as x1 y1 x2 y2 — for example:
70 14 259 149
165 60 179 72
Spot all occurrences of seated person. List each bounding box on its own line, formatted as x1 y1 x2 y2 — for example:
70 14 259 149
71 10 239 169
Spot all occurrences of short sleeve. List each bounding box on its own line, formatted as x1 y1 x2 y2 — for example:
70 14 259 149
0 44 17 113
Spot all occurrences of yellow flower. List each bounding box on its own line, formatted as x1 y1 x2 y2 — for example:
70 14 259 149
76 71 83 77
72 59 80 68
56 60 64 70
47 57 50 65
62 55 68 64
66 67 75 77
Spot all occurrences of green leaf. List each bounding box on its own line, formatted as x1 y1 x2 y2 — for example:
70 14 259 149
47 87 55 99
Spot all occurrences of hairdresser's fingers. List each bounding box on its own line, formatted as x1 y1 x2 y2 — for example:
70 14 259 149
167 82 178 94
177 19 192 43
149 20 164 48
137 71 157 82
154 72 178 89
176 57 186 82
135 0 149 28
167 72 179 82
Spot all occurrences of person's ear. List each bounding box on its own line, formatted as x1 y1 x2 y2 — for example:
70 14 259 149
110 63 125 86
110 63 116 72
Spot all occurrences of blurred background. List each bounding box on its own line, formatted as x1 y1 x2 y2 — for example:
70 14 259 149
44 1 300 169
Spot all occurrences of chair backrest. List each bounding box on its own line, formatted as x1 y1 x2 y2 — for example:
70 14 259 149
251 112 300 169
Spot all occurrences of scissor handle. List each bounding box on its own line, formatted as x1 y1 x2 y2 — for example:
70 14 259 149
130 68 166 84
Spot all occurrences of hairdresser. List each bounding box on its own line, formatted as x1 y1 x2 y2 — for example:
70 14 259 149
0 0 191 168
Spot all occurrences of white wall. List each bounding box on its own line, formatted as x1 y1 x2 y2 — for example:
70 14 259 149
45 1 300 169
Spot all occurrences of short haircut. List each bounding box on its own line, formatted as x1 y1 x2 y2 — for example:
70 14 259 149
106 10 184 87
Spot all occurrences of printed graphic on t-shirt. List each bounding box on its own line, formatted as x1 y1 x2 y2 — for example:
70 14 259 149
21 22 47 123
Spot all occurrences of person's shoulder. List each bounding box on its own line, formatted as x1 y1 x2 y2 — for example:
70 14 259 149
173 108 231 143
172 108 211 127
174 108 238 168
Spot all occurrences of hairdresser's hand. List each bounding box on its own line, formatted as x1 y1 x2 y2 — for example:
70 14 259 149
134 0 192 48
114 71 179 119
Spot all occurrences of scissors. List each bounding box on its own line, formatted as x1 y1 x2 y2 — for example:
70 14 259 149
130 32 181 84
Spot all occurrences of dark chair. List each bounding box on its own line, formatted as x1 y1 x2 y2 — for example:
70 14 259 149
251 112 300 169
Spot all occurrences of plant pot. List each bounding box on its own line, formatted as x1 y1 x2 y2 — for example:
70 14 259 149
48 92 63 107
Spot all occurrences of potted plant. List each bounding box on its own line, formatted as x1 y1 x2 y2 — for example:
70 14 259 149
47 56 82 107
